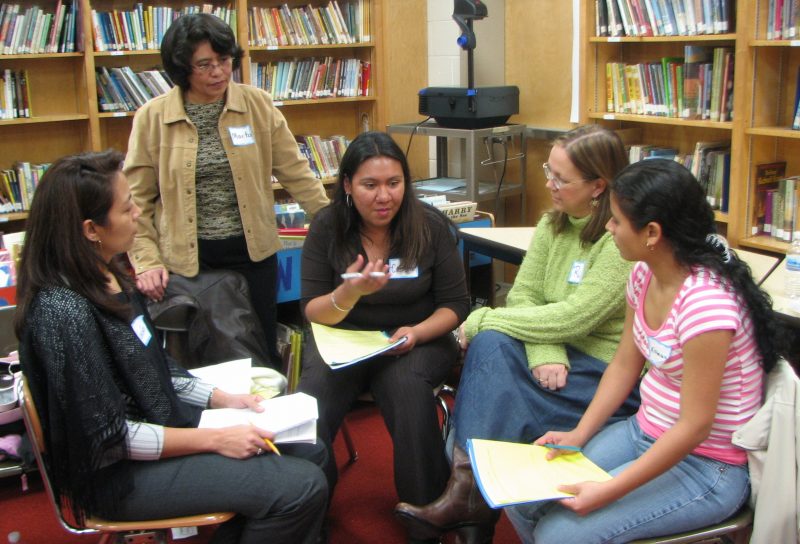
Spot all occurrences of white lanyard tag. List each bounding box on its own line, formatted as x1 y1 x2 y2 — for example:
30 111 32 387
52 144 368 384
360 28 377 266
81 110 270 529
388 258 419 278
567 260 586 284
131 315 152 346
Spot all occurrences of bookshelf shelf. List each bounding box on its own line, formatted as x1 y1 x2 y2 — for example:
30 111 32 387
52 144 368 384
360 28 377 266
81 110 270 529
93 50 161 57
249 42 374 52
587 112 733 129
0 114 90 125
0 212 29 223
589 34 737 43
0 52 83 60
272 176 338 191
274 96 376 107
751 40 800 47
746 127 800 138
739 235 791 253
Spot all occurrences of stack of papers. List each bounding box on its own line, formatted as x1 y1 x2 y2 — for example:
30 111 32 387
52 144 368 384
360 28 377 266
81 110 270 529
310 322 407 369
467 439 612 508
199 392 318 444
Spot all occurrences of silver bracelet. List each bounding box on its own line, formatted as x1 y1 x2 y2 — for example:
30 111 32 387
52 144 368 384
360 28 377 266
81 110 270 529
330 291 353 312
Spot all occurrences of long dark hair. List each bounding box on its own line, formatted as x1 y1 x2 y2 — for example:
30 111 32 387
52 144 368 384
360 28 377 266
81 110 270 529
330 131 433 269
160 13 243 91
547 125 629 245
612 159 792 373
15 150 133 337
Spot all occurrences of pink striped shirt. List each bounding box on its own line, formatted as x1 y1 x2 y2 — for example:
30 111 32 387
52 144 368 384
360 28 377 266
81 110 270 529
627 262 764 464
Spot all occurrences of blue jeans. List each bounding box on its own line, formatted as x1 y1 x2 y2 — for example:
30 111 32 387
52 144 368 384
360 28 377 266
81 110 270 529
506 418 750 544
452 331 640 450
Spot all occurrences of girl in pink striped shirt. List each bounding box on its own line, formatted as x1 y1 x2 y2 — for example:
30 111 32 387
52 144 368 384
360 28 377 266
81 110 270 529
508 159 795 543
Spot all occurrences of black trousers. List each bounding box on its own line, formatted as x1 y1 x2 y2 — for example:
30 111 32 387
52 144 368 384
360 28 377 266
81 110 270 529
198 236 282 369
95 443 328 544
297 332 457 505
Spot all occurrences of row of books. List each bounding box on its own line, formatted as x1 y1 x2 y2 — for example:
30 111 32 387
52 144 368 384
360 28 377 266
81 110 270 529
606 46 733 121
0 69 29 119
295 134 349 180
91 4 236 52
627 140 731 212
248 0 370 47
752 162 800 242
765 0 800 40
0 1 81 55
95 66 175 113
250 58 370 101
0 161 49 212
595 0 733 37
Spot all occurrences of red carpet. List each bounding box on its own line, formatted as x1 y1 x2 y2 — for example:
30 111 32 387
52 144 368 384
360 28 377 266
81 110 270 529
0 404 518 543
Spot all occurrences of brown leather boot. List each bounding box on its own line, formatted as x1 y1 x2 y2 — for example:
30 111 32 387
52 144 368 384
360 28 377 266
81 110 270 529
394 446 498 540
453 513 501 544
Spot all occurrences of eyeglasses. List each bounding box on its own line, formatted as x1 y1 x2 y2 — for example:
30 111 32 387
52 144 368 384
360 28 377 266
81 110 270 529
542 162 594 190
192 56 233 75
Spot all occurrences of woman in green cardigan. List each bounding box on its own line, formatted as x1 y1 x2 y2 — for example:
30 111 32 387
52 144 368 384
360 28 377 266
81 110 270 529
395 125 641 544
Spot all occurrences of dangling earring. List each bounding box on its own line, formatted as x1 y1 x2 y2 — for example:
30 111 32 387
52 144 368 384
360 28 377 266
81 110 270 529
94 239 103 249
590 197 599 209
346 193 353 208
645 242 654 251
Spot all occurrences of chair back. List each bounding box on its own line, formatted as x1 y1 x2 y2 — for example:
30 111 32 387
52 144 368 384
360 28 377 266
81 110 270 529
18 377 98 535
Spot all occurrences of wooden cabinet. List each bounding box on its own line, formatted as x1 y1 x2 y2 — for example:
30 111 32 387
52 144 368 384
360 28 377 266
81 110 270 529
579 1 749 249
0 0 424 221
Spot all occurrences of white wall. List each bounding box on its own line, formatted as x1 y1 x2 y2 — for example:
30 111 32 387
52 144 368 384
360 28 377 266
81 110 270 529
426 0 505 176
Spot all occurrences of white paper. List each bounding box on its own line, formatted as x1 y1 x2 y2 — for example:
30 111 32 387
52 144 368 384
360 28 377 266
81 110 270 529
189 358 252 395
198 392 318 445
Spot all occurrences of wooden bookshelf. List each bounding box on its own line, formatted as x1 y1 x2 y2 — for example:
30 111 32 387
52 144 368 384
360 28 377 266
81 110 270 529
580 1 747 243
0 0 426 226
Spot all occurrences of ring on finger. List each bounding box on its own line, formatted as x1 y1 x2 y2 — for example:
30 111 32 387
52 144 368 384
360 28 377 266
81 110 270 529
256 447 263 456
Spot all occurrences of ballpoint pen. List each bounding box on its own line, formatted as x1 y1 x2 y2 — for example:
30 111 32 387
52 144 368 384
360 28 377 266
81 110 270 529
340 271 388 279
543 443 582 453
263 437 282 456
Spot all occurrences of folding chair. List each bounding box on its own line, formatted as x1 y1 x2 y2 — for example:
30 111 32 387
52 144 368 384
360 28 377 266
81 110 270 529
18 378 234 544
631 506 753 544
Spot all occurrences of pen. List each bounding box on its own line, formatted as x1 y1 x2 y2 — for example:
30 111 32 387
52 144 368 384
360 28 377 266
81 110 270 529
263 438 282 456
340 271 388 279
543 443 582 453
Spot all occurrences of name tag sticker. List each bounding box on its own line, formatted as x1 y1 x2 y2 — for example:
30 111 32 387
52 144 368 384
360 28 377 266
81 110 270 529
646 336 672 366
388 258 419 278
567 260 586 284
228 125 255 146
132 315 152 346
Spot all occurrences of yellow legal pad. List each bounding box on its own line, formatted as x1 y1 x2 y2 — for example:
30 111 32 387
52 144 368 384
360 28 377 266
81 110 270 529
310 322 407 369
467 438 612 508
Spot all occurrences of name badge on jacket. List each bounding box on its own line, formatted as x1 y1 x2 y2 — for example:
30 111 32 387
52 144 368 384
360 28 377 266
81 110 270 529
229 125 255 146
567 260 586 284
646 336 672 366
131 315 152 346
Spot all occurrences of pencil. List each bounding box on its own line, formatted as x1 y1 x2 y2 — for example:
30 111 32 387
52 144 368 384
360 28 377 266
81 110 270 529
263 437 282 456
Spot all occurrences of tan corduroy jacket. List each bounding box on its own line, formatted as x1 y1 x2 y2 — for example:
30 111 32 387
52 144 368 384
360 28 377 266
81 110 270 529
124 81 329 277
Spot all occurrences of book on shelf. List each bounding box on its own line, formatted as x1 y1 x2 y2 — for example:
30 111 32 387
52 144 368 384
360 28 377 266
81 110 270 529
682 45 711 120
0 69 30 120
752 161 786 236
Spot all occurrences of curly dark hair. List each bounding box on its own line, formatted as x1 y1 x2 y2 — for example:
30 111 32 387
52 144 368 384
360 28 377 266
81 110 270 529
612 159 795 373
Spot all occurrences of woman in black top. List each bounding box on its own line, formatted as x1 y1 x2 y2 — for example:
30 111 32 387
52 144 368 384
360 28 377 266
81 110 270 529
298 132 470 543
